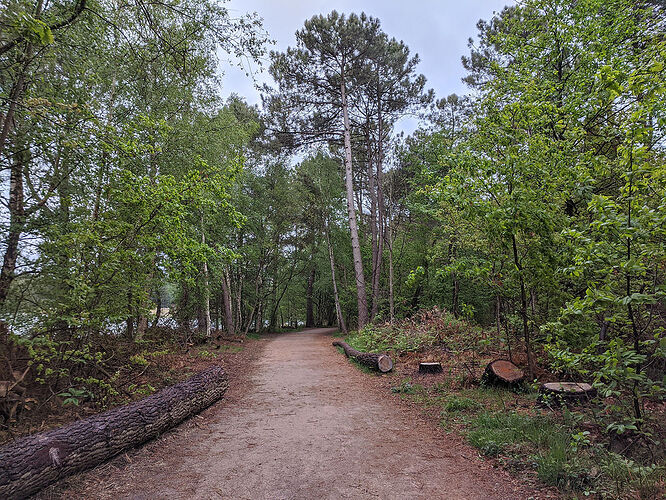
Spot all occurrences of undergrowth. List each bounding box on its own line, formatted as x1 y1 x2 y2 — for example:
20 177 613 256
343 308 665 499
348 307 483 355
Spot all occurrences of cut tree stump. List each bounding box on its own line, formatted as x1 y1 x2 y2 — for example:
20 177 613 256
418 362 443 374
0 366 229 500
482 359 524 387
333 341 393 373
538 382 596 406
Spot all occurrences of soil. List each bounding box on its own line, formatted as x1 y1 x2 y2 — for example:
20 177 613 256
37 328 542 499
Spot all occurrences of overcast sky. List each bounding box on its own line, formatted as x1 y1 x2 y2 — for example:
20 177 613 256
220 0 512 132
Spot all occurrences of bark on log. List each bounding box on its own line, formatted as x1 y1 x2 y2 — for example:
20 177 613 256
537 382 596 406
333 341 393 373
418 362 443 374
0 366 228 499
482 359 524 387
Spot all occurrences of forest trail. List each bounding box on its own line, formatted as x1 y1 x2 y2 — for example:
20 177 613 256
48 328 530 499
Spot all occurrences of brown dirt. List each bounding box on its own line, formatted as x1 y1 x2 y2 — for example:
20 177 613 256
37 328 542 499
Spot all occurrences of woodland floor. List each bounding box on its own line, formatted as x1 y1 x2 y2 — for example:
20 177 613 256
36 328 547 499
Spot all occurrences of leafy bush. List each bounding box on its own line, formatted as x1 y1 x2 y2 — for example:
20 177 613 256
600 453 666 499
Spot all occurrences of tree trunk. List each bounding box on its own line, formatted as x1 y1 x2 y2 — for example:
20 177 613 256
136 315 149 339
0 56 30 159
387 208 395 324
448 242 459 318
340 76 369 328
366 123 379 321
332 341 392 372
0 146 26 307
255 299 263 333
495 294 501 339
269 259 297 331
325 221 347 334
152 294 162 329
452 277 460 318
305 266 316 327
243 264 263 336
220 266 235 336
0 367 228 499
0 4 41 307
200 216 211 338
371 94 386 322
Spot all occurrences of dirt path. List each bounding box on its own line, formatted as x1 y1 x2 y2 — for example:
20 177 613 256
44 328 532 499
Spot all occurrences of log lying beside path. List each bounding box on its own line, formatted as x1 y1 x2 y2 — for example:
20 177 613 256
333 341 393 373
0 366 229 500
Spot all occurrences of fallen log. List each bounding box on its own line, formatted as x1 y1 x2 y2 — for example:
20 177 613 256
538 382 596 406
482 359 524 388
0 366 228 500
333 341 393 373
418 362 443 374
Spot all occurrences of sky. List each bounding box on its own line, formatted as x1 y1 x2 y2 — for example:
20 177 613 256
219 0 512 132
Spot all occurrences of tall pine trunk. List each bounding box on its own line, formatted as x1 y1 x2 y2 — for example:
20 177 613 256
366 124 379 321
340 75 369 328
371 102 386 321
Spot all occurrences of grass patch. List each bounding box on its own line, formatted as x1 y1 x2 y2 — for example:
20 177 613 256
444 395 481 413
466 411 596 491
467 411 566 457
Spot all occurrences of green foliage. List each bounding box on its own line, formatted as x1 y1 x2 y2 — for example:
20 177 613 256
1 2 664 494
348 308 480 355
600 453 666 499
129 354 149 367
396 0 666 446
58 387 93 407
127 383 156 396
350 324 436 354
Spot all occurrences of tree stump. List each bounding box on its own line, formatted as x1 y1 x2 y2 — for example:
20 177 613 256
333 341 393 372
482 359 524 388
0 366 229 499
418 362 443 374
538 382 596 406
